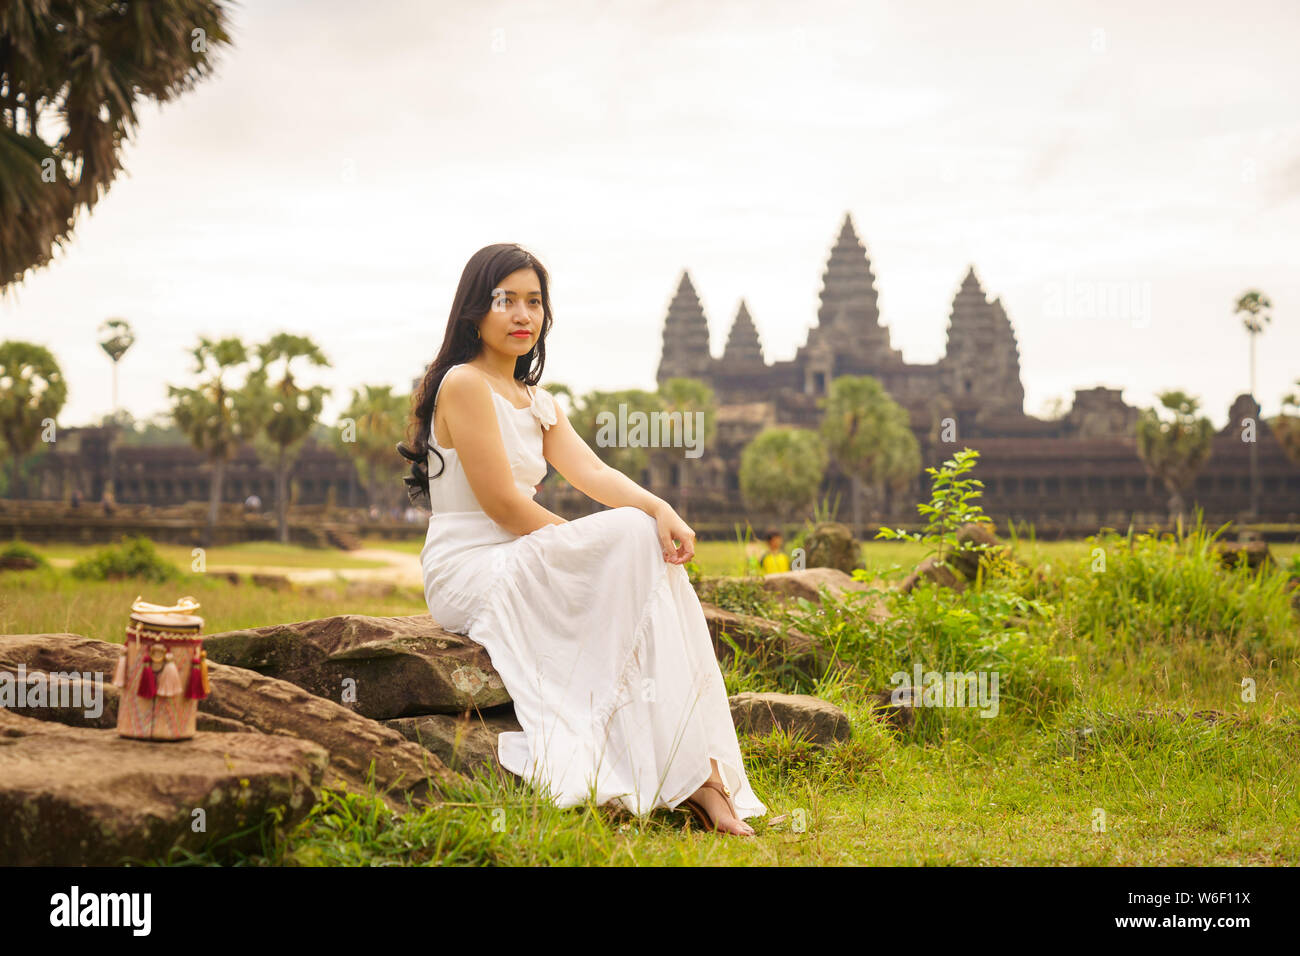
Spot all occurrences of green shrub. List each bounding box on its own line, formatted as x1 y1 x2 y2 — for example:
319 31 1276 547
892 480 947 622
1057 516 1297 658
70 535 181 584
0 538 48 569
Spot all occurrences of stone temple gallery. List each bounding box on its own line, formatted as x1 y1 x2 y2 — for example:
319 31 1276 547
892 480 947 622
644 213 1300 531
26 213 1299 535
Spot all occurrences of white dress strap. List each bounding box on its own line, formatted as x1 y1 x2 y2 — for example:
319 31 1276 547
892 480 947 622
433 363 465 410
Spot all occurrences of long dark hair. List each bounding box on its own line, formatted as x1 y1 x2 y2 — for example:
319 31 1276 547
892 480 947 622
397 243 553 509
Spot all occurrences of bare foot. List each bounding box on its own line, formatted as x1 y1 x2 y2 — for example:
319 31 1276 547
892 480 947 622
687 772 755 837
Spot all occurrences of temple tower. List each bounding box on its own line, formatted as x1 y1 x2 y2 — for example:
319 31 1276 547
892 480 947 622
809 213 895 356
656 271 714 385
721 300 765 370
941 266 1025 416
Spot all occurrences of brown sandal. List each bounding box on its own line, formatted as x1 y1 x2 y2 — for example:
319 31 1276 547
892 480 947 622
680 779 750 836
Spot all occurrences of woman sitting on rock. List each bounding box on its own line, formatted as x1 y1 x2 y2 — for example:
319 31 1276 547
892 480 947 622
397 243 766 836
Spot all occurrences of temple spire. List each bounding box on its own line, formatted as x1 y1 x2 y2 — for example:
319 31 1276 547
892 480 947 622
722 299 765 367
943 267 1024 414
656 270 714 384
813 211 892 355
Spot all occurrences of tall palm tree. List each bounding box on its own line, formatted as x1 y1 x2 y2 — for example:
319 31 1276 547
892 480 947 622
97 317 134 501
739 427 828 525
653 377 717 521
1135 390 1214 526
336 384 409 511
0 1 232 289
249 333 332 543
819 375 920 535
1233 290 1273 518
166 336 256 546
0 340 67 498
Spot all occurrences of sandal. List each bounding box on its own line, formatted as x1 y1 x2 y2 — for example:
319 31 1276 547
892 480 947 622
680 778 752 836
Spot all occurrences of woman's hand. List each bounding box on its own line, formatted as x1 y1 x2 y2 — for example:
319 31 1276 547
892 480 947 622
652 504 695 565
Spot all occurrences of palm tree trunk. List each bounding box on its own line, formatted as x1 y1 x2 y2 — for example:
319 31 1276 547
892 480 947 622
1249 334 1259 519
851 477 862 537
9 449 22 500
204 457 226 548
276 445 289 544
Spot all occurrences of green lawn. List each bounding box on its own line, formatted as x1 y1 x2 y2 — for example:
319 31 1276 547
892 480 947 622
28 540 390 571
3 522 1297 866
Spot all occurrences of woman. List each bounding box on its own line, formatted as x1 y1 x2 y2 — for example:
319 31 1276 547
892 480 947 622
399 243 766 836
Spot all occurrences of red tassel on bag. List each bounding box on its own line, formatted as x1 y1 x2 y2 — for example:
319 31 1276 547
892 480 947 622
187 649 209 700
137 660 157 698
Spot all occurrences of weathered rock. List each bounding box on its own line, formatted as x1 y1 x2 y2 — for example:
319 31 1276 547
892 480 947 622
386 707 523 778
0 708 325 865
900 554 966 593
801 522 863 574
250 573 292 590
0 633 460 811
865 686 918 732
757 567 866 604
948 522 1006 580
728 692 851 746
202 613 510 719
700 604 831 675
1214 540 1274 572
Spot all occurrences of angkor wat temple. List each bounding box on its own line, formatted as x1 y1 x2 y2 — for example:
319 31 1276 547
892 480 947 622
21 211 1299 535
648 213 1300 530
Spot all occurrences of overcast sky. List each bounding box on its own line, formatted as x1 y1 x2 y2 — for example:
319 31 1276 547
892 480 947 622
5 0 1298 429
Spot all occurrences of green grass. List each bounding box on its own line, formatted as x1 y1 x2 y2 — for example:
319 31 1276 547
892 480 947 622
3 519 1298 866
29 539 390 571
359 536 423 556
0 567 428 643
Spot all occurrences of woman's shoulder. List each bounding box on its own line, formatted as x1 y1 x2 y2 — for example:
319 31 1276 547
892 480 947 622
439 363 488 400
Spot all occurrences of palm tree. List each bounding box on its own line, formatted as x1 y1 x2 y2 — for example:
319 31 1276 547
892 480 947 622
1233 290 1273 518
249 333 332 543
0 340 67 498
819 375 921 536
570 388 665 487
1135 390 1214 526
166 337 257 546
1273 380 1300 466
0 1 233 289
336 385 409 511
653 377 717 521
739 427 828 525
98 317 134 501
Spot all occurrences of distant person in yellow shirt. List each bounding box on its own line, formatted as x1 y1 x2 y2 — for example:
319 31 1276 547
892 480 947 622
759 528 790 575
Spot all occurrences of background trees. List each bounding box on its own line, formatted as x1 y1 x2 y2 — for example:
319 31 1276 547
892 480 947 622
739 426 828 525
1136 390 1214 525
336 384 408 512
818 375 919 535
0 340 67 498
247 333 331 543
166 336 260 547
0 0 232 288
652 377 717 521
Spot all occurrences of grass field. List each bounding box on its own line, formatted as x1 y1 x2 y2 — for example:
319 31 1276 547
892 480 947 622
36 539 390 571
2 525 1298 866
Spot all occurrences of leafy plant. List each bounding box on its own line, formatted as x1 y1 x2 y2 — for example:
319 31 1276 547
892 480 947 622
874 447 994 573
0 537 48 569
70 536 181 584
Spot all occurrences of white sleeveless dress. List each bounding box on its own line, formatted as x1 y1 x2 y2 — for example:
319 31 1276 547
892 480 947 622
420 363 766 820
